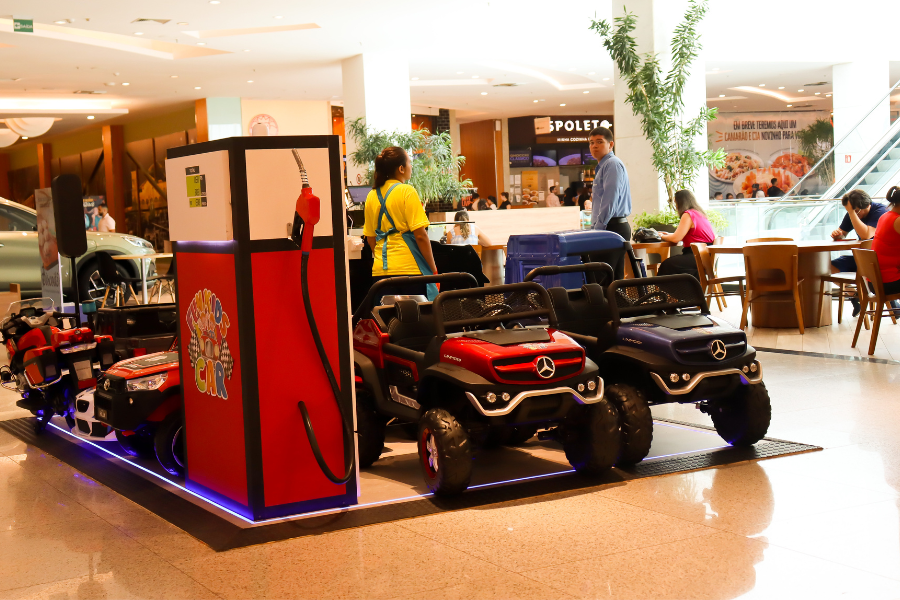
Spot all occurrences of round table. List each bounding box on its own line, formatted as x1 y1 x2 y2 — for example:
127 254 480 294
709 240 861 328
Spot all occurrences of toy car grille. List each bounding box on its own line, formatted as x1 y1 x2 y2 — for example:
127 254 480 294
439 289 547 324
76 400 90 413
492 350 583 382
674 335 746 363
609 276 707 318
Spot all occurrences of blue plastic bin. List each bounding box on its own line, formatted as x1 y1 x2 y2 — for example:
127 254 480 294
505 230 628 288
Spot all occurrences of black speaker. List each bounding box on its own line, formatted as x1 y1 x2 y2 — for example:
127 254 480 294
51 174 88 259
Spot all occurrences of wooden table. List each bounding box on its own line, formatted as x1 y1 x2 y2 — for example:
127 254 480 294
113 253 172 304
709 240 861 328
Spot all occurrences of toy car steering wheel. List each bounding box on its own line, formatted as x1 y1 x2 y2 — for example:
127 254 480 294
634 291 669 305
479 303 513 318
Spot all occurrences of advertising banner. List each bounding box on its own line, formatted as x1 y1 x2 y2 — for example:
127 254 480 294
35 188 62 308
707 111 832 198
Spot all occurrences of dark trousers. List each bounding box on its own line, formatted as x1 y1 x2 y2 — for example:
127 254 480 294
658 247 700 281
370 276 427 304
587 218 632 280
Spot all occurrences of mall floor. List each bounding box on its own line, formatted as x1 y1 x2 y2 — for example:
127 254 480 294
2 299 900 599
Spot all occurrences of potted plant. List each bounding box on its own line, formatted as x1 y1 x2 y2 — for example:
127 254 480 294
633 207 728 233
590 0 725 206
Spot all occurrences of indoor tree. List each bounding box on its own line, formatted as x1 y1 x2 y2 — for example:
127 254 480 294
346 118 472 205
590 0 725 205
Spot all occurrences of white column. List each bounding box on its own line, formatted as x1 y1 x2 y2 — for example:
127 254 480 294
832 61 890 182
205 97 242 140
341 53 412 186
613 0 709 217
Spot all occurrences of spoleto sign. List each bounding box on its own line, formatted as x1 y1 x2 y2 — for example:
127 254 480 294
536 117 612 134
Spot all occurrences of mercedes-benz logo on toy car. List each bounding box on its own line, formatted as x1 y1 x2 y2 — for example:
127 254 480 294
709 339 727 361
103 379 110 390
535 356 556 379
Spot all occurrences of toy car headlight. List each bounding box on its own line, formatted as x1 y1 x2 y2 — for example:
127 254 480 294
587 380 597 391
577 383 585 392
669 373 679 383
485 392 497 404
750 363 758 372
501 392 510 402
126 372 168 392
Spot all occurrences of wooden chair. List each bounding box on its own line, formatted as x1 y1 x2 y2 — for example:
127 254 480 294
712 236 728 306
148 257 176 304
818 239 874 325
851 249 900 355
746 237 795 243
691 243 745 311
740 243 805 334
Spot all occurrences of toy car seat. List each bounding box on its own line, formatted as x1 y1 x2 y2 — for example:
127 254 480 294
383 299 438 352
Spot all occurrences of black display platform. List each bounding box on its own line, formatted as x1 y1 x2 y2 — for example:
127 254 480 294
0 417 819 552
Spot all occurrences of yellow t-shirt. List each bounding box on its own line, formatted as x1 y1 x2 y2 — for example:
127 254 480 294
363 180 430 276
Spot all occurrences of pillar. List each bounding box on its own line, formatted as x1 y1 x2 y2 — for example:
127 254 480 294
195 99 209 143
37 143 52 189
341 53 412 185
102 125 126 231
613 0 709 216
196 97 243 141
832 61 890 182
0 153 9 199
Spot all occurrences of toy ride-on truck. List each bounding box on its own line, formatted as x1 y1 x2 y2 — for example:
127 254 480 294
352 273 621 495
525 263 770 463
93 351 185 476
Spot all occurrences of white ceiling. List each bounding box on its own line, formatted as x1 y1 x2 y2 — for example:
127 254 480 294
1 0 899 145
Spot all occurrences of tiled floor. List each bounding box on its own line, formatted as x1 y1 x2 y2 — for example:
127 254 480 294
3 302 900 598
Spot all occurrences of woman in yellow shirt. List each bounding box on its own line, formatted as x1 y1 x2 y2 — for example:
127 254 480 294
363 146 439 298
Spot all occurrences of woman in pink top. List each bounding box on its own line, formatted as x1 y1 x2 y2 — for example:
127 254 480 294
658 190 716 280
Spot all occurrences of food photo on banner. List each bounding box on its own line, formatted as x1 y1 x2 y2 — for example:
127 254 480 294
82 196 105 230
707 111 833 198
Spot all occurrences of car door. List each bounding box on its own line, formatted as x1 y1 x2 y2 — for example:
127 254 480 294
0 203 41 292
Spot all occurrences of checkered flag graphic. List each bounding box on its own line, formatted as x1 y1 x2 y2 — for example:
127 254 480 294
220 339 233 378
188 330 200 366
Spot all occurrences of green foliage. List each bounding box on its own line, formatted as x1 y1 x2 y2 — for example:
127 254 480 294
590 1 725 205
633 207 728 232
346 118 473 204
797 118 835 186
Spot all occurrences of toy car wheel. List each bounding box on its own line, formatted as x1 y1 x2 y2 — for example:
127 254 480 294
710 382 772 446
417 408 472 495
355 388 386 468
605 383 653 465
562 398 621 475
154 413 186 477
116 427 156 458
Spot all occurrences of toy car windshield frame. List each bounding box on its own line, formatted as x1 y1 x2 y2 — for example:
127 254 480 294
606 275 709 323
432 282 557 336
352 272 479 324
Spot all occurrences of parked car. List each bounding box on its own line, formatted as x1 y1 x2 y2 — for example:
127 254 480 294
0 197 156 300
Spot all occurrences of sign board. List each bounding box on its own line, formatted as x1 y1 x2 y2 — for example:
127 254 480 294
535 117 612 144
35 188 63 308
13 17 33 33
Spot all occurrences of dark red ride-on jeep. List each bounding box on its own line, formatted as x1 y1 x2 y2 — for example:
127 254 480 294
352 273 621 495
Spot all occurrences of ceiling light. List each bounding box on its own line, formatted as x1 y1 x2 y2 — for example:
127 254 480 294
815 92 820 95
195 86 201 90
539 99 545 102
588 72 596 75
274 15 283 19
177 22 188 25
759 84 765 87
197 42 206 45
533 100 538 103
244 49 250 52
54 20 68 25
603 78 610 81
719 94 725 97
122 82 130 86
481 92 487 95
560 103 566 107
247 80 253 83
411 77 419 81
826 94 832 97
472 75 479 78
798 89 804 92
209 1 220 3
134 32 143 36
171 75 178 78
22 137 28 140
457 71 463 74
87 116 95 120
583 91 589 94
778 86 785 89
786 104 793 107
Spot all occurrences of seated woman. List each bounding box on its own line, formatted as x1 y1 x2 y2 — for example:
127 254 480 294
871 186 900 305
657 189 715 280
445 211 492 246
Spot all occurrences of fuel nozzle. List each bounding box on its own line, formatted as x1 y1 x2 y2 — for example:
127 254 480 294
291 149 320 253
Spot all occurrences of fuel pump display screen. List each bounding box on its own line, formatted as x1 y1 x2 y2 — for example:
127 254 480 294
185 166 208 208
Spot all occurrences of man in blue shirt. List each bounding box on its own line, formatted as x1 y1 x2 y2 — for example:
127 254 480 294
588 127 632 278
830 189 890 316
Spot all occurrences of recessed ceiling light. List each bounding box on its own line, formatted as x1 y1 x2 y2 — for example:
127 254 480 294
134 32 143 36
778 86 785 89
539 99 545 102
87 116 95 120
798 89 804 92
533 100 538 103
171 75 178 78
177 22 188 25
472 75 479 78
583 91 589 94
815 92 821 95
411 77 419 81
456 71 463 74
481 92 487 95
560 103 566 107
826 93 832 97
195 86 201 90
54 20 68 25
247 80 253 83
603 78 610 81
122 82 130 86
786 104 793 107
244 49 250 52
21 136 28 140
719 94 725 97
197 42 206 45
759 84 765 87
209 1 220 3
274 15 282 19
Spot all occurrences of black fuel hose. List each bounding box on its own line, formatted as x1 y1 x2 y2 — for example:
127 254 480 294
297 249 354 484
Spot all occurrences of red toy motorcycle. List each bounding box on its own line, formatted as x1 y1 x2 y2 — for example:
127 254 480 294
1 298 116 433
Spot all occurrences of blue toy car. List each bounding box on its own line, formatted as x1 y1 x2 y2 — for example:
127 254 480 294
525 262 770 465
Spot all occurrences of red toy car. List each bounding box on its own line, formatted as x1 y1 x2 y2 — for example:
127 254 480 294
93 350 184 476
352 274 621 495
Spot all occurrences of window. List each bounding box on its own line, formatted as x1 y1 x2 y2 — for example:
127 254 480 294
0 203 37 232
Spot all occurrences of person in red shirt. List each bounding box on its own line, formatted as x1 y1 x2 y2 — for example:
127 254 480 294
658 190 716 281
871 186 900 307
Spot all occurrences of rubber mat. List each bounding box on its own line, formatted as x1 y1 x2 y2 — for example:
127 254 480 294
0 416 819 552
